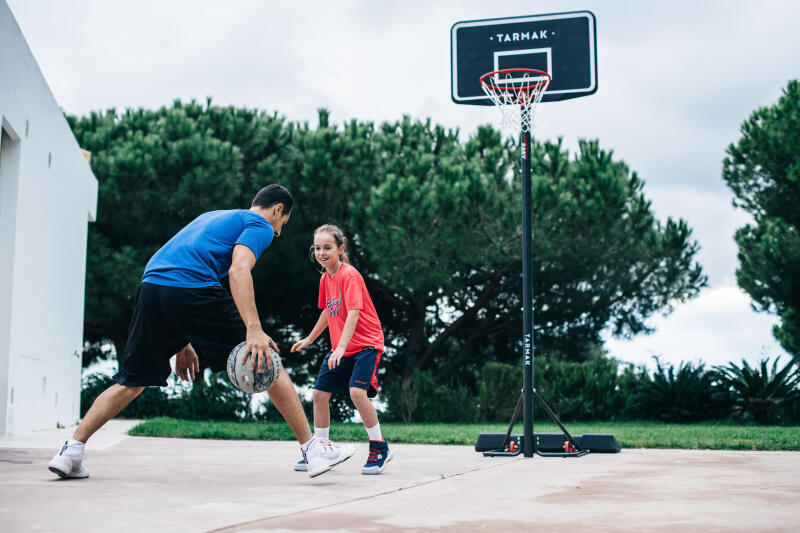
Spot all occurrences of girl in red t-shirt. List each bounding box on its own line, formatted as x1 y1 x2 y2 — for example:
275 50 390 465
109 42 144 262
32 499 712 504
291 224 393 475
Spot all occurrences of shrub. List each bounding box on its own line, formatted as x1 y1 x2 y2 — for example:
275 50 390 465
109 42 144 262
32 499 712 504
382 369 479 423
714 356 800 424
638 358 729 422
478 362 522 421
171 370 252 421
81 370 251 421
534 356 618 420
81 372 171 418
529 356 648 421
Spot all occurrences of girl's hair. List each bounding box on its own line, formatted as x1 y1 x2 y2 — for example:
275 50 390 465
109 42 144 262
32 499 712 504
310 224 350 265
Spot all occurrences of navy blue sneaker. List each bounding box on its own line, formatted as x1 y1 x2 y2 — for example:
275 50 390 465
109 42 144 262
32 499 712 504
361 440 392 475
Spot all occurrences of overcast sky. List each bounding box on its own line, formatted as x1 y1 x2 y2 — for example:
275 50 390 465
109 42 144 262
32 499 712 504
6 0 799 369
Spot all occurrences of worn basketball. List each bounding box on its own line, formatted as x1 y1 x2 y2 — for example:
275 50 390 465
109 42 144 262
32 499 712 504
226 342 282 393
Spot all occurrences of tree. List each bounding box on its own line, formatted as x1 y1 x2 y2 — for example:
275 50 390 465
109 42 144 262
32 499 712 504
70 104 706 404
296 117 706 400
68 100 292 363
723 79 800 355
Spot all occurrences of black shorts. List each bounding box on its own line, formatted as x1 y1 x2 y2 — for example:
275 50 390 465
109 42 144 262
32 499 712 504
113 283 246 387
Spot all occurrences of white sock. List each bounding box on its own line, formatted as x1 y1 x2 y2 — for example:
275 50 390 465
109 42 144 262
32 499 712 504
300 436 315 452
366 423 382 442
314 427 329 440
64 439 84 456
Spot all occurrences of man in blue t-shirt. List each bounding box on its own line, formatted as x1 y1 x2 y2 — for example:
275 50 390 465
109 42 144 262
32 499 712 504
49 185 354 479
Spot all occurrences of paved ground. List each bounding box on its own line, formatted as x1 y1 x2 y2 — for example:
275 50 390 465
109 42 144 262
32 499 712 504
1 422 799 532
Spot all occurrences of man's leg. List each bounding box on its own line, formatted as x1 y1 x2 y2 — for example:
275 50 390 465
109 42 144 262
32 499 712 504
49 383 144 478
73 384 144 443
268 374 354 477
266 371 312 444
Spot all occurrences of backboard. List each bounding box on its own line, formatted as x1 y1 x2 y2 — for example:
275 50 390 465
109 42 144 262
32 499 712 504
451 11 597 105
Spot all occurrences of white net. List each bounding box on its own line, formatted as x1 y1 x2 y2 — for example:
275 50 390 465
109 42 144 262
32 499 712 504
480 69 551 133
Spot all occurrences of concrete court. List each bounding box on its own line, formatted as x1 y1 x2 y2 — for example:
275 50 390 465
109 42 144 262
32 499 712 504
1 421 799 532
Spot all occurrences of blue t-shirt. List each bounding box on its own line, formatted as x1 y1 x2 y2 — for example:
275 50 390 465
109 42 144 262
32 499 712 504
142 210 274 288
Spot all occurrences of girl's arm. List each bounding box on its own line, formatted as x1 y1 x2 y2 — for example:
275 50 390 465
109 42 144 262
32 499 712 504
290 310 328 352
328 309 360 368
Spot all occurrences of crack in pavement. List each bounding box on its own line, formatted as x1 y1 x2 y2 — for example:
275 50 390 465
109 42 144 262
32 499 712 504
208 456 524 532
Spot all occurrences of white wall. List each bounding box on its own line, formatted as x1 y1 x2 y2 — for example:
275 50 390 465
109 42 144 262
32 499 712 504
0 1 98 435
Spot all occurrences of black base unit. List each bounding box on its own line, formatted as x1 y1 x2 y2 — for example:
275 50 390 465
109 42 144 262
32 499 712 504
475 432 620 453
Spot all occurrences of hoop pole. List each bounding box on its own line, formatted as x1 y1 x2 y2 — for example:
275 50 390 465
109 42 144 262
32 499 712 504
520 109 534 458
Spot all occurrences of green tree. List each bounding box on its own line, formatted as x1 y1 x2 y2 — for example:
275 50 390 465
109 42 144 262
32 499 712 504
70 104 705 409
344 125 705 393
68 100 292 362
723 79 800 355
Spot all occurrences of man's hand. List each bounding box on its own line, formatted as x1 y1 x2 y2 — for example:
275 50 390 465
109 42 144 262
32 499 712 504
291 338 312 353
328 346 346 369
175 344 200 382
241 328 279 372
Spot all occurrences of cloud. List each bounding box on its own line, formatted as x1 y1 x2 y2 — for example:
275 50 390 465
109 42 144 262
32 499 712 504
7 0 798 369
604 285 787 369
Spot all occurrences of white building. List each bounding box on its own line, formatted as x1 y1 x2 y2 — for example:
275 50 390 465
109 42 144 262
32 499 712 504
0 2 98 435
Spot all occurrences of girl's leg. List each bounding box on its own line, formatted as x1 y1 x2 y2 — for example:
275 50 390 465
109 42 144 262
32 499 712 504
313 389 332 438
351 386 391 474
350 387 380 438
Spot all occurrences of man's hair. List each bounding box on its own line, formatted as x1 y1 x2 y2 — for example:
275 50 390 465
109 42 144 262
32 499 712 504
252 184 294 213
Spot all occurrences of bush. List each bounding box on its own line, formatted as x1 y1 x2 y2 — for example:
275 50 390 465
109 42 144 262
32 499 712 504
170 371 253 421
534 356 620 421
714 356 800 424
81 370 252 421
254 393 314 422
478 362 522 421
638 358 729 422
474 357 651 422
378 357 651 424
382 369 479 423
81 372 171 418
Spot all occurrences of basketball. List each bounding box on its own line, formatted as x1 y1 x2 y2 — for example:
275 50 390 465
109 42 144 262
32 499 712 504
226 341 282 393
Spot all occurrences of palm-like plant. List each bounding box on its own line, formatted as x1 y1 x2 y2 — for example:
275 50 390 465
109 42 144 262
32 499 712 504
640 358 727 422
714 356 800 424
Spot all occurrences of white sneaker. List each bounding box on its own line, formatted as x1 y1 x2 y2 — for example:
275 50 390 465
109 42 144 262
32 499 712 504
302 437 355 478
48 441 89 479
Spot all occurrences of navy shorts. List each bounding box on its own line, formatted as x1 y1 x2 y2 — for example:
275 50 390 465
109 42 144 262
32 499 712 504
314 347 381 398
113 283 246 387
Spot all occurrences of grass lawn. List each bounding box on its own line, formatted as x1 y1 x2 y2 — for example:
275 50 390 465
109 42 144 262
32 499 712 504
128 417 800 451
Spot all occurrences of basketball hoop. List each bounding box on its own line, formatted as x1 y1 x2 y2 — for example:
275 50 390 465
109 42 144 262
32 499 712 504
479 68 551 133
454 13 608 460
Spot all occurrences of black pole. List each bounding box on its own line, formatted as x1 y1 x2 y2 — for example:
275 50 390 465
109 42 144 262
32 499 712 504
520 111 534 458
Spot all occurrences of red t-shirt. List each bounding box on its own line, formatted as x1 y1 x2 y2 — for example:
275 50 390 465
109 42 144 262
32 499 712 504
319 263 384 356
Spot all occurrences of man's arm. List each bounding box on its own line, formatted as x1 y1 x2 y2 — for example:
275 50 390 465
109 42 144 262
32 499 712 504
229 244 278 372
175 343 200 381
